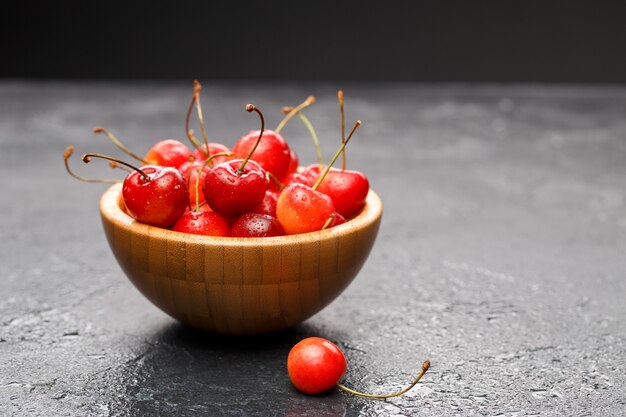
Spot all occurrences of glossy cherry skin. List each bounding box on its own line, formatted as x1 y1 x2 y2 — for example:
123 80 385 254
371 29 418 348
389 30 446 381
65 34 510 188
122 165 188 228
252 190 279 217
230 213 284 237
326 212 347 228
203 159 269 218
268 172 312 193
286 149 299 176
316 168 369 218
144 139 192 168
232 129 292 180
179 160 211 207
196 203 213 213
171 211 230 236
276 183 335 235
302 164 323 183
192 143 231 165
287 337 347 395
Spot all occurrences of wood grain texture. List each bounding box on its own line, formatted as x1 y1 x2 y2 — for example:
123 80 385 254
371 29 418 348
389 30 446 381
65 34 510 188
99 183 382 334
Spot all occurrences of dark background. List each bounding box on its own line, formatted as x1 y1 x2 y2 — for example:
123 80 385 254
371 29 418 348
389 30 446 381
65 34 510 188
4 1 626 83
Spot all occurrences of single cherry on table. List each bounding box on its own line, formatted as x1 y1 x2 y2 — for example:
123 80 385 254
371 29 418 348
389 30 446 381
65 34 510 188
287 337 431 398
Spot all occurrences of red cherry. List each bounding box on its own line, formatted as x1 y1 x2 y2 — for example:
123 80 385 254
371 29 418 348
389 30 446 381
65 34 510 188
287 337 431 398
179 160 210 207
283 172 313 188
193 143 231 165
324 212 347 229
172 211 230 236
276 183 335 235
268 172 312 193
81 153 188 228
204 104 269 218
286 148 299 176
230 213 284 237
252 190 279 217
276 121 362 235
316 168 369 218
121 165 188 228
302 164 323 183
144 139 192 168
287 337 347 395
198 203 213 212
232 129 292 180
204 159 268 218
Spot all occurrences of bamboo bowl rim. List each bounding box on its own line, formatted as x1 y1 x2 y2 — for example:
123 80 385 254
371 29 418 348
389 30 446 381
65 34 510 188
99 183 383 246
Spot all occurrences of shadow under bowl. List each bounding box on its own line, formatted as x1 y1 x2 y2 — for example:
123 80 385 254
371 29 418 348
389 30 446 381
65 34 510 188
99 183 382 335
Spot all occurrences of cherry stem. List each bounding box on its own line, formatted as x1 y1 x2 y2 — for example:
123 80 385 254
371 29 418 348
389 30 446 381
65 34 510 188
275 96 315 134
338 90 346 171
187 130 206 155
312 120 361 190
266 171 284 191
63 146 120 183
193 80 211 156
92 126 148 164
336 359 431 399
194 151 233 212
238 104 265 173
281 106 323 167
321 213 336 230
108 161 132 173
82 153 150 181
185 83 203 149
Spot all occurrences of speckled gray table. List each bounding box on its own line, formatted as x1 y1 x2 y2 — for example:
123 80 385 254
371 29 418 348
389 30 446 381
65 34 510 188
1 81 625 416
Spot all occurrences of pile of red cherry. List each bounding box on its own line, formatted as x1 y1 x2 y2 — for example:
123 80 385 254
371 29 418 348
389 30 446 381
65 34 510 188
65 81 369 238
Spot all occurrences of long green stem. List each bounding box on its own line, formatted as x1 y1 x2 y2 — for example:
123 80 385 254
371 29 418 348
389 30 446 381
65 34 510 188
193 80 211 155
298 113 323 166
282 106 323 167
338 90 346 170
185 83 203 149
312 120 361 190
336 360 430 399
275 96 315 133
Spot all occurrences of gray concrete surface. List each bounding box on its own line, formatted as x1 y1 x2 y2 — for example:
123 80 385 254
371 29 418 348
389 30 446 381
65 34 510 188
1 81 625 416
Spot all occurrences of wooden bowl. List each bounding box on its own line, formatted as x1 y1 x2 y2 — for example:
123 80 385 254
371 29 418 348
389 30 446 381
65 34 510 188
99 183 382 334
